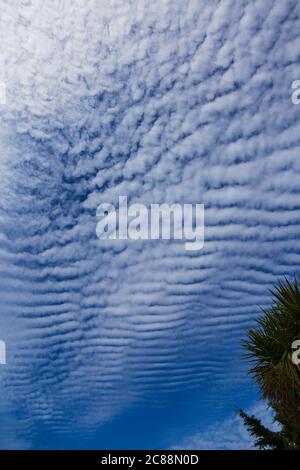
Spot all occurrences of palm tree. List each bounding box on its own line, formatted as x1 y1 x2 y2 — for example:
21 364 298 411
240 277 300 449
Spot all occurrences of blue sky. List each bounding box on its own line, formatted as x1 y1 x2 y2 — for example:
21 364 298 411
0 0 299 449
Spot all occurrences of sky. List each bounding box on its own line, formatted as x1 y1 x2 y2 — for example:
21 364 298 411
0 0 299 450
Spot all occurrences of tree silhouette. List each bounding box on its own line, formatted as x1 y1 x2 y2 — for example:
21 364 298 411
240 277 300 449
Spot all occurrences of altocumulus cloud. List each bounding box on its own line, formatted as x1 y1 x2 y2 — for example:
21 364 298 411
0 0 299 449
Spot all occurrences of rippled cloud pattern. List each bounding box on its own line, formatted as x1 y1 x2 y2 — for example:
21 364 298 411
0 0 299 449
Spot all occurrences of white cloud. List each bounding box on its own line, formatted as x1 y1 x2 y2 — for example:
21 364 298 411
172 402 280 450
0 0 299 446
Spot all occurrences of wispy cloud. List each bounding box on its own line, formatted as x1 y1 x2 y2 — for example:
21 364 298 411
171 402 280 450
